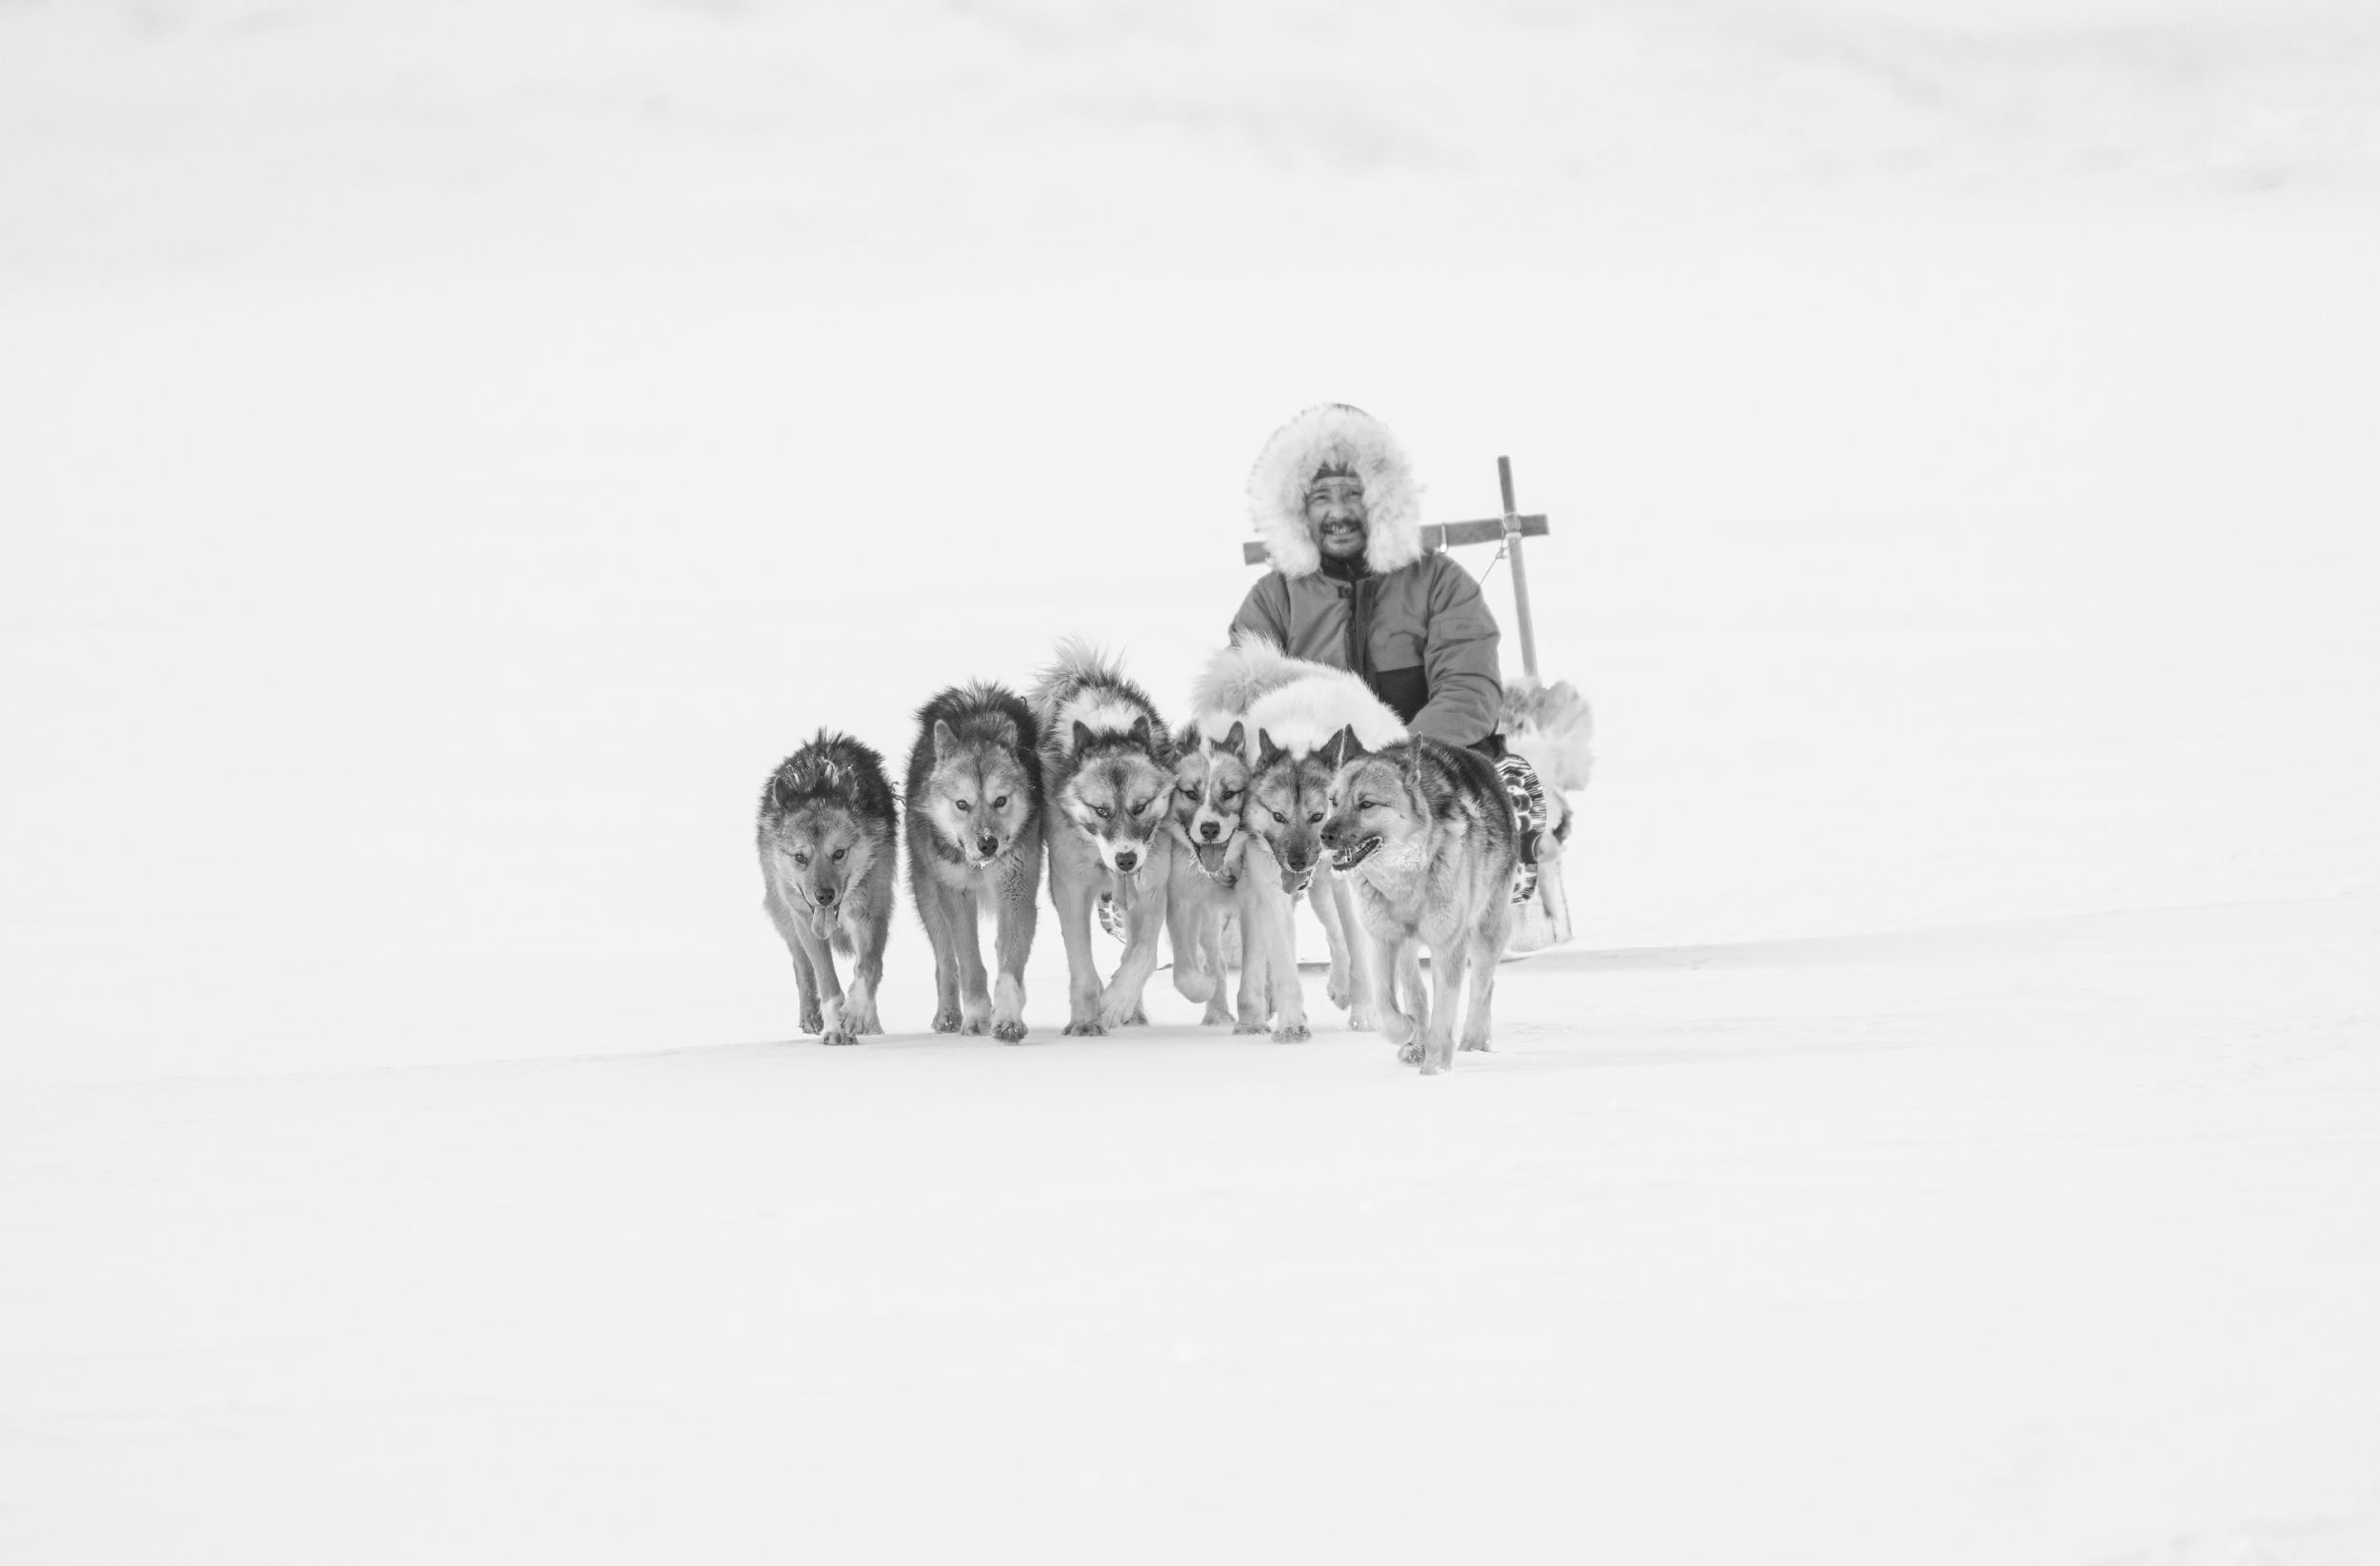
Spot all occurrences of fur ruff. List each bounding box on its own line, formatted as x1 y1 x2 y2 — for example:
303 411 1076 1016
1497 676 1597 793
1245 404 1425 580
1240 669 1407 763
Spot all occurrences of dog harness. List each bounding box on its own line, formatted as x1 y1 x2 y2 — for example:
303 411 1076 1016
1497 753 1546 905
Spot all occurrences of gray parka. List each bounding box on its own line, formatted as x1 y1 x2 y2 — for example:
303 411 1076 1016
1230 405 1503 748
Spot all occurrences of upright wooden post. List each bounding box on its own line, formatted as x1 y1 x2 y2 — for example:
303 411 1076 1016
1498 455 1540 680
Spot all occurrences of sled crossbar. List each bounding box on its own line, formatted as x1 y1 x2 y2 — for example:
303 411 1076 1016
1240 513 1546 566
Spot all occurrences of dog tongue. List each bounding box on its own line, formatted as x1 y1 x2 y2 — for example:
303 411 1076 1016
1195 842 1230 874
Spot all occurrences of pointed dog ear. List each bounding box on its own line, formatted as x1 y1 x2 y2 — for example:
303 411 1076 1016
1127 713 1152 750
932 719 959 761
1329 724 1367 768
1072 719 1096 756
769 772 798 812
1220 720 1245 755
1257 729 1284 767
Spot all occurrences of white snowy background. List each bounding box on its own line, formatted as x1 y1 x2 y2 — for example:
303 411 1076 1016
5 1 2378 1560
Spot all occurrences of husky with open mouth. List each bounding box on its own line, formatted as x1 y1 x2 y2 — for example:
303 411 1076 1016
1031 638 1177 1036
1226 659 1410 1041
758 730 901 1046
1319 731 1520 1075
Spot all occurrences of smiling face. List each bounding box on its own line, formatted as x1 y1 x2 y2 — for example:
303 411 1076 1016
1305 470 1368 561
764 801 878 911
1061 743 1171 875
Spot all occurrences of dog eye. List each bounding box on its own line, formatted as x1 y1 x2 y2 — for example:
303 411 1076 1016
794 853 810 866
1129 800 1148 816
1271 810 1286 823
992 795 1007 810
955 800 972 813
1093 804 1112 820
1359 799 1379 811
832 847 846 862
1308 811 1324 823
1179 784 1198 798
1220 787 1239 801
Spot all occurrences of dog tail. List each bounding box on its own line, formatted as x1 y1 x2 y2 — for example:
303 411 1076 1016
1029 634 1124 722
1500 676 1596 793
1191 632 1326 728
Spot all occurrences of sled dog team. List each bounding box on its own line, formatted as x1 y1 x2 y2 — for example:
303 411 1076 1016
758 635 1536 1075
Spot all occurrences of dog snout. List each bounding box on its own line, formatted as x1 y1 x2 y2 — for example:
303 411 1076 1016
976 834 999 858
813 882 837 905
1113 848 1140 873
1199 821 1221 841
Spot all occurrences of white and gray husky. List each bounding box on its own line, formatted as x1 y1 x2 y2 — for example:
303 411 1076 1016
757 730 901 1045
903 682 1044 1042
1030 638 1176 1036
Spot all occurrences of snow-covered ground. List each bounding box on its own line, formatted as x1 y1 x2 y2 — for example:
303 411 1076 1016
5 2 2378 1560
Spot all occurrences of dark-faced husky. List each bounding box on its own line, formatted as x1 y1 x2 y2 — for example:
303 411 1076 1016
904 683 1044 1042
757 730 901 1045
1320 732 1520 1075
1161 720 1279 1033
1030 638 1175 1036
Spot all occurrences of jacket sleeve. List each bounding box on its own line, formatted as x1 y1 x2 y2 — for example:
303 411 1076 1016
1411 556 1503 746
1229 573 1292 648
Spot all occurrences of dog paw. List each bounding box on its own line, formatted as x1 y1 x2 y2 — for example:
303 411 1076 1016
1418 1058 1445 1076
1326 973 1353 1010
960 1017 988 1037
1201 1006 1234 1027
800 1007 824 1035
930 1008 962 1034
1232 1021 1269 1036
821 1025 859 1047
1174 968 1218 1004
1062 1020 1106 1038
1397 1040 1426 1066
1349 1005 1377 1032
993 1018 1028 1043
1458 1037 1491 1053
1271 1022 1311 1043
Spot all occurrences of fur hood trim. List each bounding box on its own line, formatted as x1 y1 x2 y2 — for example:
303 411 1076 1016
1246 404 1425 580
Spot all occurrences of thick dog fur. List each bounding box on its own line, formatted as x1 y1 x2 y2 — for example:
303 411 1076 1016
1320 733 1520 1075
1030 638 1177 1036
1230 664 1414 1038
1498 675 1597 849
903 683 1044 1042
1162 720 1282 1034
758 731 901 1045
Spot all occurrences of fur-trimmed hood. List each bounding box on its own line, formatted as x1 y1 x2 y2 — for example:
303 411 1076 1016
1245 404 1425 580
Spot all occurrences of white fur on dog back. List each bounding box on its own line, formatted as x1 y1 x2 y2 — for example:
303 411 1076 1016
1188 634 1340 735
1246 404 1425 580
1240 669 1408 762
1032 634 1150 745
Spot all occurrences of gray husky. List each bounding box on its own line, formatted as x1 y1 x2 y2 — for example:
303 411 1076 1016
757 730 900 1045
904 683 1044 1042
1030 638 1176 1036
1319 731 1520 1075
